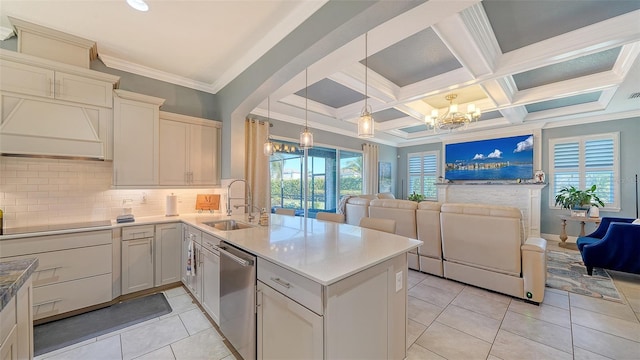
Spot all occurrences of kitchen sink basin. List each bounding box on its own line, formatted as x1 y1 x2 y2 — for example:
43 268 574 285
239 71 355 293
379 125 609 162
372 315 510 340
202 220 255 231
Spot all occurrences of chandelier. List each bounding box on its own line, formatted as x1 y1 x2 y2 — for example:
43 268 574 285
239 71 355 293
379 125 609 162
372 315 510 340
427 94 481 131
299 68 313 149
358 32 374 138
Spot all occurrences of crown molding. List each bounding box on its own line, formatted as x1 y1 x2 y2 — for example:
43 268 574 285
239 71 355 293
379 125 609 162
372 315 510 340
99 53 216 94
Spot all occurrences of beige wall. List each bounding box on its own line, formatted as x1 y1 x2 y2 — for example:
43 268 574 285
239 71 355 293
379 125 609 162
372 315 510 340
0 157 223 228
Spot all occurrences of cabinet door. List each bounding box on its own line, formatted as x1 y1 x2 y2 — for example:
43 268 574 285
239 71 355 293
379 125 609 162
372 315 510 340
0 60 54 99
55 71 113 108
201 247 220 325
0 325 17 360
155 223 182 287
113 98 159 186
16 278 33 360
189 124 219 185
257 281 323 360
121 238 154 295
159 119 189 185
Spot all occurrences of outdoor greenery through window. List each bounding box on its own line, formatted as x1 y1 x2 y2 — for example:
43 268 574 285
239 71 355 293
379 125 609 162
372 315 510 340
550 132 619 210
269 141 362 215
408 151 438 200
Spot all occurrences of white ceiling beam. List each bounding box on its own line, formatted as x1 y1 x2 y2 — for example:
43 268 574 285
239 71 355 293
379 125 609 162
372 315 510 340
494 10 640 77
398 68 474 102
512 71 623 106
480 77 516 107
433 3 498 78
499 106 527 124
329 65 398 103
278 94 338 118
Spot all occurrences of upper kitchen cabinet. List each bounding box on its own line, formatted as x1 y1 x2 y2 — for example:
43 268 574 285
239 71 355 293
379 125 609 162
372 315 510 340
113 90 165 187
0 50 119 160
159 112 221 186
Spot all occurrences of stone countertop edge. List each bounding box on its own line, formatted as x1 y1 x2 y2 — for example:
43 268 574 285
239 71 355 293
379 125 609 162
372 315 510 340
0 213 422 286
0 257 38 312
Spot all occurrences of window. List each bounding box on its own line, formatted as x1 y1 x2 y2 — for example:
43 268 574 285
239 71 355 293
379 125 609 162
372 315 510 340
549 132 619 210
408 151 439 200
269 140 362 215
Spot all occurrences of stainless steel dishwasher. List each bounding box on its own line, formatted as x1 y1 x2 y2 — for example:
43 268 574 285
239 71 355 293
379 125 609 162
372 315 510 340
219 241 256 360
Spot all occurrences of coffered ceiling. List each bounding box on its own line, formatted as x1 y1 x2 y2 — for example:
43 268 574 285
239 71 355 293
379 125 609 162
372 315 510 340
1 1 639 147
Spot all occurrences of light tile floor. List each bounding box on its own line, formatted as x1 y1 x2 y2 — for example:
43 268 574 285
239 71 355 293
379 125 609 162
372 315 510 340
36 241 640 360
35 286 239 360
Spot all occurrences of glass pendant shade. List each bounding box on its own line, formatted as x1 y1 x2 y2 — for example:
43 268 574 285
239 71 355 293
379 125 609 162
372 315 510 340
299 128 313 149
358 108 374 138
263 139 274 156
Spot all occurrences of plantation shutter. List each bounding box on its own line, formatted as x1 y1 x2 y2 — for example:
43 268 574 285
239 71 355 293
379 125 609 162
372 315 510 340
407 151 438 200
550 133 618 209
585 138 615 204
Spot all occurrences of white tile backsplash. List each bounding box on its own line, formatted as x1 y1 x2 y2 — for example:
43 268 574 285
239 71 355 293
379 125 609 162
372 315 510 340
0 157 224 228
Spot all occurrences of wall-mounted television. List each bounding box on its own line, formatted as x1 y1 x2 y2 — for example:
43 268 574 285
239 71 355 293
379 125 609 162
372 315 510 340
445 134 534 181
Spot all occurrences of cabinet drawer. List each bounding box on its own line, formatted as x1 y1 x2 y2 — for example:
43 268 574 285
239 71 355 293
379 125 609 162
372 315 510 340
185 226 202 245
3 245 111 288
33 273 112 321
257 258 323 315
122 225 155 240
0 230 112 258
201 232 220 253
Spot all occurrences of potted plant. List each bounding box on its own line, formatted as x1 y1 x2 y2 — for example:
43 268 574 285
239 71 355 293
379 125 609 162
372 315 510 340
554 184 604 217
408 192 426 202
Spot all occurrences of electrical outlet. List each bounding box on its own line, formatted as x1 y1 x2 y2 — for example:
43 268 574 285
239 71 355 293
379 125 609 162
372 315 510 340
141 192 147 204
395 271 403 292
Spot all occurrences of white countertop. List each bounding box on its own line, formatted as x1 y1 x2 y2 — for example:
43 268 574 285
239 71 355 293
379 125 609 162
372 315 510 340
0 213 422 286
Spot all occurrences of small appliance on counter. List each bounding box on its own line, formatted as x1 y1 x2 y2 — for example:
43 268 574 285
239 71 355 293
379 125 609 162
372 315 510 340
116 214 135 223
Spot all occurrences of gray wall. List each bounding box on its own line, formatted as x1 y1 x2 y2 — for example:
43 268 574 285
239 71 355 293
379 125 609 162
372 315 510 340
268 118 398 194
90 60 217 120
540 117 640 236
0 37 17 51
397 142 442 199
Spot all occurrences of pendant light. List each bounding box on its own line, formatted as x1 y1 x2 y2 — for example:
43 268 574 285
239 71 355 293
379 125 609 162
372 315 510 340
299 68 313 149
358 32 374 138
263 96 274 156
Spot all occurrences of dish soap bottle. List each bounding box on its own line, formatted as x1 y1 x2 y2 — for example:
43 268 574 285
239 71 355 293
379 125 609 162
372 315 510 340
0 208 3 235
259 208 269 226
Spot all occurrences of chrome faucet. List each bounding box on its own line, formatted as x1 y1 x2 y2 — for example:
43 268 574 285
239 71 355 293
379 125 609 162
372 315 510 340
227 179 254 221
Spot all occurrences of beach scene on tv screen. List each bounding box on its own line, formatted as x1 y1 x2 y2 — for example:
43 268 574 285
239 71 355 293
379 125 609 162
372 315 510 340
445 134 534 181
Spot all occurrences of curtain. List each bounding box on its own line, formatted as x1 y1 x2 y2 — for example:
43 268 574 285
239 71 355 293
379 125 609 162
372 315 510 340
362 143 379 195
245 119 271 211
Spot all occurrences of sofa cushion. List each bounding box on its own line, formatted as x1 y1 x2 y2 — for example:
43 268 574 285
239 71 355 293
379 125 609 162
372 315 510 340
417 201 442 211
441 203 521 219
370 199 418 210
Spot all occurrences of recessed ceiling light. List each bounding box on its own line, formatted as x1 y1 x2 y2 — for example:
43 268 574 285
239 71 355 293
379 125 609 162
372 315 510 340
127 0 149 12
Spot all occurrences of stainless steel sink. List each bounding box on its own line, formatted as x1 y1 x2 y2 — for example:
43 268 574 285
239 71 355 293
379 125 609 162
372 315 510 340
202 220 255 231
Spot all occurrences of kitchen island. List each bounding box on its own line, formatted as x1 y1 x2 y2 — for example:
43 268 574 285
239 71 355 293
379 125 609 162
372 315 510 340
1 213 421 359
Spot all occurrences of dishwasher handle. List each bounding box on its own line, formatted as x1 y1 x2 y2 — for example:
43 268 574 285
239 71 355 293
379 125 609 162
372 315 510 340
219 246 254 267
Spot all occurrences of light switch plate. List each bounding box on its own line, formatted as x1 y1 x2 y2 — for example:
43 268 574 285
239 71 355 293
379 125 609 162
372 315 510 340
395 271 403 292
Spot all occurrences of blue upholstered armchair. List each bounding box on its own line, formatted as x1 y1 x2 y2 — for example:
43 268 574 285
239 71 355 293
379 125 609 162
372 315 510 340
576 217 640 275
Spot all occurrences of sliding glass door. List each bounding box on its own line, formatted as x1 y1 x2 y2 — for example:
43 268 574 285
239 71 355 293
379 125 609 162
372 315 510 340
269 141 362 216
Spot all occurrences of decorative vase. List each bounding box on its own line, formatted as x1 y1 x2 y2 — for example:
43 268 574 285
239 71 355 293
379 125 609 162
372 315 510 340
589 205 600 218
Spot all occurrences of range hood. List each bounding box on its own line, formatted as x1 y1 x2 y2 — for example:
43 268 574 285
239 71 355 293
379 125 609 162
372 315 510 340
0 97 106 160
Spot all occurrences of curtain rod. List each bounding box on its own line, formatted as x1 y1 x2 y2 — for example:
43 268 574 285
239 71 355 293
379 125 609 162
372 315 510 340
247 118 273 127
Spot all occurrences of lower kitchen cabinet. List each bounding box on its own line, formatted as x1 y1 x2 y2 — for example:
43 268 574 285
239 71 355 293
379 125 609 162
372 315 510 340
257 281 323 360
155 223 182 286
0 275 33 360
181 226 202 302
0 230 113 321
122 237 154 295
201 233 220 324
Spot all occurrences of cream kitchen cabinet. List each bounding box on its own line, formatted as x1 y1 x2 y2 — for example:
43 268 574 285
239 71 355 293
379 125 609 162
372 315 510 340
113 89 165 187
154 223 182 287
181 225 203 302
257 281 323 360
201 232 220 324
0 274 33 360
0 230 113 321
121 225 155 295
159 112 221 186
0 50 117 108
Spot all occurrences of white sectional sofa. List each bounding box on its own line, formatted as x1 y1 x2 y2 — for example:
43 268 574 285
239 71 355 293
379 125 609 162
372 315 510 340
344 197 548 303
